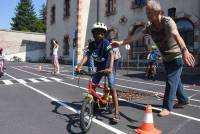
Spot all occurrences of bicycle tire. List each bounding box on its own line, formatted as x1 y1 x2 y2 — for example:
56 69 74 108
80 99 94 133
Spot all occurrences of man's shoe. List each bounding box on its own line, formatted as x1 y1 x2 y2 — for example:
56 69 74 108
158 109 170 117
174 101 189 108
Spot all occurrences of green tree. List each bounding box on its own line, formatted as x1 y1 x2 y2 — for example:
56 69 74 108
11 0 40 32
38 3 47 32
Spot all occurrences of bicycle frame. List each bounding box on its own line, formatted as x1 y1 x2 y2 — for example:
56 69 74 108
81 74 112 108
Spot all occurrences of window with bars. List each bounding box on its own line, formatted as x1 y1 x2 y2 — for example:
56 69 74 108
63 35 70 56
168 8 176 20
131 0 147 9
50 5 55 24
105 0 117 16
63 0 70 19
176 19 194 51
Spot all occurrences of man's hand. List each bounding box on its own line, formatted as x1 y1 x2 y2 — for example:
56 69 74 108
111 41 122 48
182 50 195 67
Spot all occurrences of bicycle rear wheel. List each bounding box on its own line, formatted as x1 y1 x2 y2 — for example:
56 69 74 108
80 99 94 133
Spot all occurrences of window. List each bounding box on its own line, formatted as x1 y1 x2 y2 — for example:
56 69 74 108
63 35 70 56
129 25 146 59
63 0 70 19
135 0 146 7
105 0 117 16
176 19 194 51
168 8 176 20
50 5 55 24
131 0 146 9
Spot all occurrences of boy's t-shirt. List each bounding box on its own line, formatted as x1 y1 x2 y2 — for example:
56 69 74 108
86 39 112 71
148 51 158 61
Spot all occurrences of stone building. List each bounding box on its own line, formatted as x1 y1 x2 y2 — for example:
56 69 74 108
46 0 200 64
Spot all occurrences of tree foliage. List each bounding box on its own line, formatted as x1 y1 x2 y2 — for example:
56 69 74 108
11 0 46 33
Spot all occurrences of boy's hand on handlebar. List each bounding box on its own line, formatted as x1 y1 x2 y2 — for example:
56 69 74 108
75 65 81 72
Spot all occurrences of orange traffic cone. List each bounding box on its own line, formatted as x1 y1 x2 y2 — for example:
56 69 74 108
135 104 161 134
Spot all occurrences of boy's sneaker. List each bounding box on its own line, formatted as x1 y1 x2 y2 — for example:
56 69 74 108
158 109 170 117
174 101 189 108
112 113 120 123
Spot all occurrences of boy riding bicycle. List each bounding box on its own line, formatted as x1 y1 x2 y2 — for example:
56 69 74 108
145 45 159 79
76 22 120 122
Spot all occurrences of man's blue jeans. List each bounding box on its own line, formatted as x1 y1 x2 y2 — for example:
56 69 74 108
163 58 188 111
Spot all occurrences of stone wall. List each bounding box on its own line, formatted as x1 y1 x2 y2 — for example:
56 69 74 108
0 29 46 62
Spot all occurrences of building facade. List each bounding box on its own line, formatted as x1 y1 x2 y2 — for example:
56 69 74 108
46 0 200 64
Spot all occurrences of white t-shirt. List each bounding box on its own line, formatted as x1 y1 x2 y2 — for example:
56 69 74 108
53 47 58 56
113 47 121 60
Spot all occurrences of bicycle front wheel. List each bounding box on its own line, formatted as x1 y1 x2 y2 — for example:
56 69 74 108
80 99 94 133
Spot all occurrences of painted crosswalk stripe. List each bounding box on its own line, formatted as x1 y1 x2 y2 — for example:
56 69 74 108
16 79 27 84
49 77 62 81
38 78 51 82
3 80 13 85
28 78 40 83
0 77 63 85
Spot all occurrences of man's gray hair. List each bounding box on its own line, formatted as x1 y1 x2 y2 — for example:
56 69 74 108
147 0 161 11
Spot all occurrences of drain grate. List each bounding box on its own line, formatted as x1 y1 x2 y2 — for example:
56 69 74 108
117 89 151 101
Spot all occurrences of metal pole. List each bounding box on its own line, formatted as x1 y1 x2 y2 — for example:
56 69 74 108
72 47 75 79
127 50 129 75
72 30 77 79
97 0 99 22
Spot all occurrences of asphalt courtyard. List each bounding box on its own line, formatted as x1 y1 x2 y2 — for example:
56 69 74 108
0 62 200 134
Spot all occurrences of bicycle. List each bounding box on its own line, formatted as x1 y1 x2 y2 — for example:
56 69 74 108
76 70 114 133
146 61 157 80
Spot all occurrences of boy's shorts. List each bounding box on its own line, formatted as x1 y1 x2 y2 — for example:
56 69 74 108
92 71 116 90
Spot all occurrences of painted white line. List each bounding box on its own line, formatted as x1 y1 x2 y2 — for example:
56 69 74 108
188 104 200 108
29 78 40 83
190 98 200 102
189 93 199 99
11 66 200 123
2 80 13 85
12 66 200 104
16 79 27 84
118 98 200 122
23 66 200 103
5 72 127 134
11 66 45 78
45 78 200 122
39 78 51 82
116 77 190 88
49 77 62 82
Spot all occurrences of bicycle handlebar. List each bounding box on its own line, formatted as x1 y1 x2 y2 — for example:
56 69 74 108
75 70 109 77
